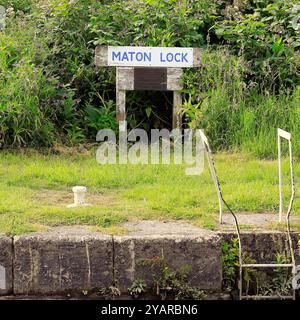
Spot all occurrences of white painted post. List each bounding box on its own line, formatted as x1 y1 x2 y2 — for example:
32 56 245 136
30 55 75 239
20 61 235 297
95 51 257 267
206 151 223 224
73 186 87 205
67 186 88 207
277 128 292 222
278 129 283 222
199 130 223 224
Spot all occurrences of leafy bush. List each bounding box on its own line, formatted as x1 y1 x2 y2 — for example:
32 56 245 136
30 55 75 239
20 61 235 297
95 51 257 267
0 0 299 157
0 0 115 146
214 0 300 93
0 0 33 12
90 0 217 47
0 6 58 147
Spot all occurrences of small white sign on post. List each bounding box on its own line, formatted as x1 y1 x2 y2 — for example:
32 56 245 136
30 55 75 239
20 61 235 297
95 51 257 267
107 46 194 68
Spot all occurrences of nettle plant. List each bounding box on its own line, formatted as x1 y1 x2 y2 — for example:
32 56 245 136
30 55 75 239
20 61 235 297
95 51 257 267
221 238 296 298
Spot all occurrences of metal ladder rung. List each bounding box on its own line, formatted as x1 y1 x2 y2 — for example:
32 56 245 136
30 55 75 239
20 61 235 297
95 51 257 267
242 263 294 268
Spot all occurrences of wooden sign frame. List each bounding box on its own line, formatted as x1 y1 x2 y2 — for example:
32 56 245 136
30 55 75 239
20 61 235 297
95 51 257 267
95 46 202 128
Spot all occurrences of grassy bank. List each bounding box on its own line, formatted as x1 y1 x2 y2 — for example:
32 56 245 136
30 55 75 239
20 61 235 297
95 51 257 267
0 150 299 235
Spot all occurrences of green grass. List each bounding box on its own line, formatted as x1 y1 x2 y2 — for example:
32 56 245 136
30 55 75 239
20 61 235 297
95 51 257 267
0 150 299 235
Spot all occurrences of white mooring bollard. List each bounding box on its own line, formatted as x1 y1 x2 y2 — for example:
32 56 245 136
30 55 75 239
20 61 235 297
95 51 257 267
67 186 88 208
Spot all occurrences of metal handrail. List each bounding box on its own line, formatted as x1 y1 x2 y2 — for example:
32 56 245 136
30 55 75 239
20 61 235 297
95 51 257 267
199 130 242 270
278 129 296 280
199 129 296 300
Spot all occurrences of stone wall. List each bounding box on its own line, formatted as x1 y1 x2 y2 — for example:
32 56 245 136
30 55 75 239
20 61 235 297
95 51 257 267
0 229 299 296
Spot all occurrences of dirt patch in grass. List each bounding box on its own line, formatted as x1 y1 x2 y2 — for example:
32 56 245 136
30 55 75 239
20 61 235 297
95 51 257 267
32 189 120 207
32 189 72 205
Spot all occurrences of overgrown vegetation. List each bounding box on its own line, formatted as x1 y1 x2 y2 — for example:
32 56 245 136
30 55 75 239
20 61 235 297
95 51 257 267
221 237 297 299
128 279 147 299
221 237 240 292
138 254 205 300
98 285 121 299
154 264 205 300
0 0 299 157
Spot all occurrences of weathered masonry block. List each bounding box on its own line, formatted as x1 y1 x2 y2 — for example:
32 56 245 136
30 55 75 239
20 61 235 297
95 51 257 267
13 233 113 295
0 234 13 295
114 234 222 292
219 231 300 264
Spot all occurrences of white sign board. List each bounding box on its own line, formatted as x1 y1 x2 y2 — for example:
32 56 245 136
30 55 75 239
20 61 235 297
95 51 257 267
107 46 194 68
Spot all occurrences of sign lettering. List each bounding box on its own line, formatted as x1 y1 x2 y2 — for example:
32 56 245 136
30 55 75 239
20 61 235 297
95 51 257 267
107 46 194 67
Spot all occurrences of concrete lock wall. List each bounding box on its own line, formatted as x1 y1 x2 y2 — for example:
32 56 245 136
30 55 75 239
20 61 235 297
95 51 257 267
0 230 299 296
